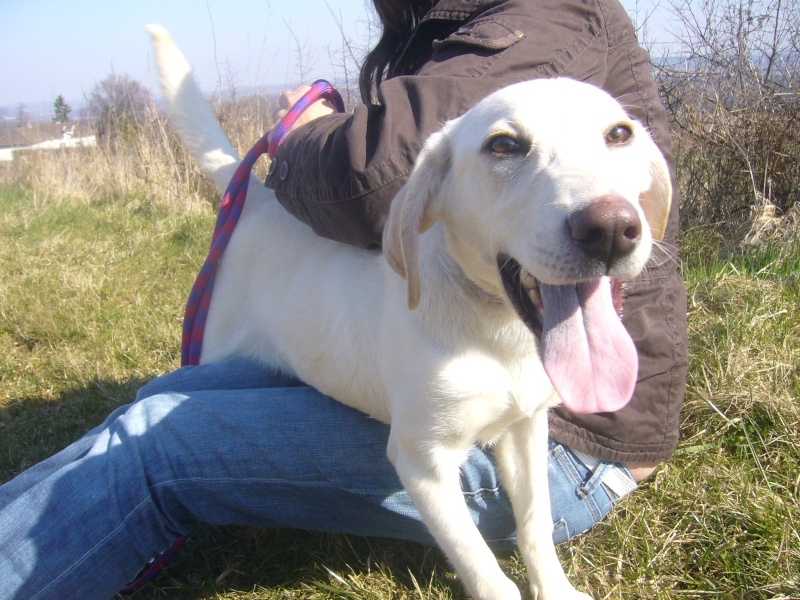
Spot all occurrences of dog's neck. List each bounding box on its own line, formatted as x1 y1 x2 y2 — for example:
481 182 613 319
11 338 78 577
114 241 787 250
439 225 506 302
439 250 506 307
416 225 533 349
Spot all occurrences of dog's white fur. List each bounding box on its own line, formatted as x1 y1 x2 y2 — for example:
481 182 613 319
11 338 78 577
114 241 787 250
148 25 671 600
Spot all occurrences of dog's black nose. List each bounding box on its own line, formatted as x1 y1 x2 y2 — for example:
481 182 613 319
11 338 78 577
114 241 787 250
568 197 642 269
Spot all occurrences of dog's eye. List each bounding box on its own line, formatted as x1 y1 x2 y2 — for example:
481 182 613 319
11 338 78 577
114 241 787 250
606 124 633 145
486 135 522 155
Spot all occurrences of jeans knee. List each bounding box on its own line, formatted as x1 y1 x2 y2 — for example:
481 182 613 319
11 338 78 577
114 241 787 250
102 395 199 532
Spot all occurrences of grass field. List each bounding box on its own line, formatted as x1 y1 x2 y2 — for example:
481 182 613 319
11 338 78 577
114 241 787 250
1 185 798 599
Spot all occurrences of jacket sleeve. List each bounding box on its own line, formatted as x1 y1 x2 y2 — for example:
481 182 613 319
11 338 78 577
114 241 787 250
265 0 613 248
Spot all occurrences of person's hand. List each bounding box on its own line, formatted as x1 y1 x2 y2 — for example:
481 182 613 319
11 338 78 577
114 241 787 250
267 85 337 144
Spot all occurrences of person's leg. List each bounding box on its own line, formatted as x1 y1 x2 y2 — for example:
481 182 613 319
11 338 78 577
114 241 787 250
0 358 300 509
0 357 634 600
0 359 513 599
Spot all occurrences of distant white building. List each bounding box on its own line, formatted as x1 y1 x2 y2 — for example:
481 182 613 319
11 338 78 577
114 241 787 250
0 122 96 161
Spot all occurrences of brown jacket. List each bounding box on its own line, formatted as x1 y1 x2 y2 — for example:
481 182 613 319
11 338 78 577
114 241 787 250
266 0 688 463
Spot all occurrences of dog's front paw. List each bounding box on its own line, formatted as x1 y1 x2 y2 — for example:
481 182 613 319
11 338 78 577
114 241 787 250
466 573 521 600
530 581 592 600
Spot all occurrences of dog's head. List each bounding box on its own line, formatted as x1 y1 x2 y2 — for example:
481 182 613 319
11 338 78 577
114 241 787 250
383 78 672 414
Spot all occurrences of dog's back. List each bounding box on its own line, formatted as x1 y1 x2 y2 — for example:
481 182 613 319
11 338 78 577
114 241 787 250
148 25 401 420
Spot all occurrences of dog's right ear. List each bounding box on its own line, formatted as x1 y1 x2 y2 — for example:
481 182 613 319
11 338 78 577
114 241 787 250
383 129 452 310
638 130 672 242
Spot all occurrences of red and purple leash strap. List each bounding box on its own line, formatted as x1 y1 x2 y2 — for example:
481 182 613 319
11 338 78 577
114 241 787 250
181 79 344 368
120 80 344 595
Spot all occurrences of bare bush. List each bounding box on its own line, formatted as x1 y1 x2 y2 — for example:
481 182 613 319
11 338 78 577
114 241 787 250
651 0 800 248
88 73 151 142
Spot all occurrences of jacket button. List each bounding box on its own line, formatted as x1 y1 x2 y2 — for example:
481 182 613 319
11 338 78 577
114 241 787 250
279 161 289 180
268 160 277 176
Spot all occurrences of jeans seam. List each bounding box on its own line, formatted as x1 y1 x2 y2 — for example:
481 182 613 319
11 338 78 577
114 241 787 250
155 477 504 503
462 486 502 499
552 445 583 488
552 445 603 522
160 475 387 491
582 490 603 522
30 497 153 600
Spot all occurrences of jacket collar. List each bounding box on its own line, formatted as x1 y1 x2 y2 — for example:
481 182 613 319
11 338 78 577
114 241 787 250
423 0 501 22
393 0 501 74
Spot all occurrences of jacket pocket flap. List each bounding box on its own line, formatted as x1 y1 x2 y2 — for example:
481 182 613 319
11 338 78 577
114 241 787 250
433 20 524 52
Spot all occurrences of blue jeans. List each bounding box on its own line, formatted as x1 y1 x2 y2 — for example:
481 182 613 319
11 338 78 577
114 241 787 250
0 357 636 600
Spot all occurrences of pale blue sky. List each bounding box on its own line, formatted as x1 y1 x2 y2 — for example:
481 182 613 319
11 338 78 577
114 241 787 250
0 0 376 112
0 0 671 115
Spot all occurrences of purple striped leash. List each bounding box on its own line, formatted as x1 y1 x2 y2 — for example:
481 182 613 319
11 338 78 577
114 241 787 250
121 79 344 594
182 79 345 367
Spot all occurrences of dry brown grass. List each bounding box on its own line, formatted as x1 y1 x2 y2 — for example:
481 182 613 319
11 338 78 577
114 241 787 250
0 94 276 212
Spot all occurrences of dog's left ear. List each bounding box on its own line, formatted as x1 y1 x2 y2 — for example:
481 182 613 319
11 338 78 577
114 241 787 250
639 134 672 242
383 129 452 310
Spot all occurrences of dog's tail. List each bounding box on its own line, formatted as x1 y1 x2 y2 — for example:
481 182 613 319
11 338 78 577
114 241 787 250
147 24 240 194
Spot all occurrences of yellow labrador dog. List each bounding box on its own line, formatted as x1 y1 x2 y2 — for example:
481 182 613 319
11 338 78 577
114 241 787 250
148 25 670 600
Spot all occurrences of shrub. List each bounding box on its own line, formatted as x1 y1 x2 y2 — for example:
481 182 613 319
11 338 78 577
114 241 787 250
650 0 800 253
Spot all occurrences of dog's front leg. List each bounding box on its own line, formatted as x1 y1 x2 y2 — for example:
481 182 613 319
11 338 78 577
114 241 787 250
388 434 522 600
495 412 592 600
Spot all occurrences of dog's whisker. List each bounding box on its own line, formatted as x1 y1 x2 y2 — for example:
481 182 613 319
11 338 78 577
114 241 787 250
649 240 680 269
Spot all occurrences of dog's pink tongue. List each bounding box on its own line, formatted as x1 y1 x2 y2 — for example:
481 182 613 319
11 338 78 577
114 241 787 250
539 278 637 414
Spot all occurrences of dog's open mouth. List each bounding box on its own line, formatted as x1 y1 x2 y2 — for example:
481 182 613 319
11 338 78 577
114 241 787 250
498 255 638 414
498 257 547 337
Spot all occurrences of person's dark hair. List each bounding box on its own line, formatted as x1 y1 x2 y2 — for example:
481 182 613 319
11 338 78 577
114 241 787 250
359 0 435 102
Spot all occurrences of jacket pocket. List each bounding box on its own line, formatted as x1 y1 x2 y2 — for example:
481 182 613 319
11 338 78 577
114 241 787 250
432 19 524 52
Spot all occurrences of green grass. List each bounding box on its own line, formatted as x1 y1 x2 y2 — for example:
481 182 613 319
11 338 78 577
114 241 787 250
1 187 798 599
0 188 209 473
